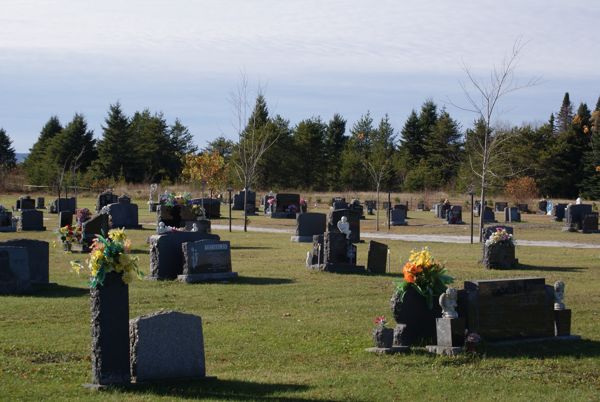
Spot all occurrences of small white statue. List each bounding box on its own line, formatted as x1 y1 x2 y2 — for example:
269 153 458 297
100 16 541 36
191 223 199 232
575 197 582 205
157 221 170 234
439 287 459 319
337 216 351 239
554 281 566 310
305 251 312 268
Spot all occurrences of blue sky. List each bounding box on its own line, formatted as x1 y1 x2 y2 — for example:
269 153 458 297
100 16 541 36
1 0 598 152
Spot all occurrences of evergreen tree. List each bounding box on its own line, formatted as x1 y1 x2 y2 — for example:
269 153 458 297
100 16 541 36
424 110 463 187
205 136 235 159
0 129 17 169
93 102 134 181
340 112 374 190
397 110 424 163
23 116 63 184
556 92 573 133
324 113 347 190
169 119 197 157
418 99 438 146
292 117 327 189
255 115 295 189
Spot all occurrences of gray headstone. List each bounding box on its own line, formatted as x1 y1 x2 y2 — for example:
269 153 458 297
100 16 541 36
292 212 326 242
390 208 407 226
0 239 49 284
327 209 361 243
0 246 31 294
181 239 232 274
503 207 521 223
447 205 463 224
321 231 362 272
102 201 141 229
367 241 388 274
149 232 220 280
464 278 555 340
565 204 593 230
20 209 45 231
130 311 205 382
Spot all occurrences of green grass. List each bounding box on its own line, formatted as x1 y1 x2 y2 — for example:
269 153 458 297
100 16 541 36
0 196 599 401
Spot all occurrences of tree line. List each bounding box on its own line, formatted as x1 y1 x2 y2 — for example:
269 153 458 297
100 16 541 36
1 92 598 199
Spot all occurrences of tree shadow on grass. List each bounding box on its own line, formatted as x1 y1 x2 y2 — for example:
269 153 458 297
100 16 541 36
231 246 275 250
230 276 295 286
484 338 600 359
116 378 326 401
516 263 586 272
29 283 88 298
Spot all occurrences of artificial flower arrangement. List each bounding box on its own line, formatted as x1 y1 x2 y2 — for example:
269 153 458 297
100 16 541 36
394 248 454 309
58 224 82 246
76 208 92 224
160 191 192 207
374 316 388 328
191 204 206 218
485 228 514 246
71 228 143 288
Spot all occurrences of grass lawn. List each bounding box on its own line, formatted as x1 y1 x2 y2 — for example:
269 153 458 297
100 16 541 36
0 196 599 401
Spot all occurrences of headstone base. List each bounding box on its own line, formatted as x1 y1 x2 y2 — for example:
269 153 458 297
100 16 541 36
290 235 314 242
270 212 295 219
365 346 409 354
554 309 571 336
307 263 366 274
425 345 464 356
486 335 581 345
390 221 407 226
0 226 16 232
176 272 238 283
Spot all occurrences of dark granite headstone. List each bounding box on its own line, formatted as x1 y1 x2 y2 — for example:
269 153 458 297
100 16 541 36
190 198 221 219
271 193 301 217
102 200 141 229
348 200 364 219
554 309 572 336
232 190 255 210
390 208 407 226
0 211 15 232
157 205 182 228
517 203 528 213
504 207 521 223
367 241 388 274
19 196 35 210
327 209 361 243
333 200 349 210
292 212 326 242
365 200 376 214
82 214 109 250
59 211 73 228
581 213 599 233
0 246 31 294
565 204 593 231
178 240 237 282
553 203 568 222
36 197 45 209
321 231 363 273
20 209 45 231
130 311 206 382
49 197 77 214
482 206 496 223
494 202 508 212
447 205 463 224
483 242 516 269
96 192 119 212
464 278 555 340
538 200 548 213
0 239 49 284
149 232 220 280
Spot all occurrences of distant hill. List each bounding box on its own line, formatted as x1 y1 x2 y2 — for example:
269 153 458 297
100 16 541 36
16 153 28 163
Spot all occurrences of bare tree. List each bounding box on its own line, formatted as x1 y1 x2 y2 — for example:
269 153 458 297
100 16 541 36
229 75 279 232
455 39 539 241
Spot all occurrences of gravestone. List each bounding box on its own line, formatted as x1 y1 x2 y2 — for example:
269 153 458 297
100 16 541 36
504 207 521 223
494 202 508 212
333 200 349 210
417 200 428 211
0 211 16 232
581 213 599 233
18 196 35 210
36 197 45 209
538 200 547 213
432 203 442 218
59 211 74 228
483 241 516 269
178 239 237 282
464 277 555 340
367 241 388 274
327 209 361 243
130 311 206 382
316 231 363 273
0 246 31 294
447 205 463 224
20 209 46 231
564 204 593 231
365 200 376 215
517 203 528 213
82 214 109 250
102 199 141 229
0 239 49 284
49 197 77 214
157 205 182 228
291 212 326 242
348 200 365 219
553 203 568 222
473 201 481 217
271 193 301 218
390 208 407 226
190 198 221 219
232 190 255 210
148 232 220 280
183 218 211 234
96 191 119 212
482 206 496 223
262 194 275 214
382 201 391 210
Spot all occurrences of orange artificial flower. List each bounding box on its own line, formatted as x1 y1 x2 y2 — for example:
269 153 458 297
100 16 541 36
404 271 416 283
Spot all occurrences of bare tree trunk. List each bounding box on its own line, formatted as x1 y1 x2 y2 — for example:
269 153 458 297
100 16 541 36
376 185 380 231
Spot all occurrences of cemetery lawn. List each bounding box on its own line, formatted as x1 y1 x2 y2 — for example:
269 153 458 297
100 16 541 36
0 196 599 401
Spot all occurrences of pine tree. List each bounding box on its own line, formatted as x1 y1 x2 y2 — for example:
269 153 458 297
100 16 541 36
293 117 327 189
254 115 294 189
556 92 573 134
23 116 63 184
340 112 374 189
94 103 133 181
0 128 17 169
324 113 347 190
398 110 425 163
170 119 197 157
424 110 463 187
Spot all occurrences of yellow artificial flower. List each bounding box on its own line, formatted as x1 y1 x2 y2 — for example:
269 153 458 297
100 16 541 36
108 228 126 242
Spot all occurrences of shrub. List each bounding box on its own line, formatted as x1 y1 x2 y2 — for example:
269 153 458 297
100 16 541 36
504 176 539 205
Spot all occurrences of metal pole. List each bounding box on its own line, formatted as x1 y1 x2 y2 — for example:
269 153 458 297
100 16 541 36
387 191 391 230
228 188 232 233
470 192 474 244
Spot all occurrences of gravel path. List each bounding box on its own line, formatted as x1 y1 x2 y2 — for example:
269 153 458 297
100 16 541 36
211 224 600 249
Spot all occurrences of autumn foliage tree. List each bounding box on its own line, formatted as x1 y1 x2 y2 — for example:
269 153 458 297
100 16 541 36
504 176 539 205
182 151 227 196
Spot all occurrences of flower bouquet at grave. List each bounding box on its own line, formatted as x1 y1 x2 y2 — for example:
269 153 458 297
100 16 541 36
58 224 82 250
393 248 454 309
76 208 92 224
191 204 206 218
70 228 143 288
485 228 514 246
372 316 393 348
161 191 192 207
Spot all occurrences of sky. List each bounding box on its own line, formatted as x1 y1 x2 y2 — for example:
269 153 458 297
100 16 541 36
1 0 598 153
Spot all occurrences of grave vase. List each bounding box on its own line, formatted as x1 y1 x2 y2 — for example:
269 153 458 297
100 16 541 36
63 242 72 252
372 327 394 348
90 271 130 385
390 286 442 346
